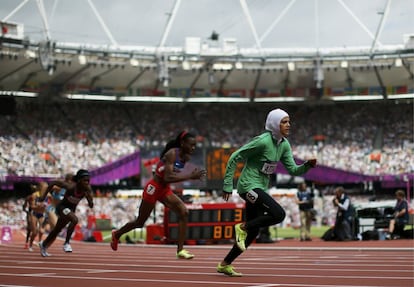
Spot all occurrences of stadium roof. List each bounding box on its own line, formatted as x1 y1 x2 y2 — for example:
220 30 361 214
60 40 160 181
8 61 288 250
0 0 413 101
1 0 413 49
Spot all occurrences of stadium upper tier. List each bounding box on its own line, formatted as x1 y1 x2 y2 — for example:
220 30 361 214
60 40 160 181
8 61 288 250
0 99 412 179
1 38 413 98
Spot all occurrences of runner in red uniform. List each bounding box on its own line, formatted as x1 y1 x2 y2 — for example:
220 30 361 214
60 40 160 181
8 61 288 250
111 131 206 259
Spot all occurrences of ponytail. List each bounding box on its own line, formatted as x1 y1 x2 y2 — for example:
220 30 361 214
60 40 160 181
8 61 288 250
160 130 194 158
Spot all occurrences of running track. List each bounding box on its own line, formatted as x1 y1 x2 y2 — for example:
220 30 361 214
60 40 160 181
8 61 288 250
0 232 413 287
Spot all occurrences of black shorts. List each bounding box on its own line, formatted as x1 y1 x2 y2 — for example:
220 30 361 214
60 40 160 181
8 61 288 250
56 203 75 216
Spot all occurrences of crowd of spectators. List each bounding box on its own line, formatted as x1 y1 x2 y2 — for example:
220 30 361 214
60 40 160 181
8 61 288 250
0 99 412 178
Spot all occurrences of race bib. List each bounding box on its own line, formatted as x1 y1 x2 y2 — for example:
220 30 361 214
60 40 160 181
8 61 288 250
146 184 156 195
246 190 258 204
62 208 71 215
260 161 277 175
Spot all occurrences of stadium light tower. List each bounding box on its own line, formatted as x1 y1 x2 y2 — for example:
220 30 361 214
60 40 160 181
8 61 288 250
313 58 324 89
158 56 169 88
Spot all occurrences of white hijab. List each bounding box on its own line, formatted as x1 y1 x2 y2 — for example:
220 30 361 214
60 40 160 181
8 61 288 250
264 108 289 141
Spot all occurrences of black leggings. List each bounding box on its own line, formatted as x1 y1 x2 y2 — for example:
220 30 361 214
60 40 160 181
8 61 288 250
223 188 286 264
42 204 77 248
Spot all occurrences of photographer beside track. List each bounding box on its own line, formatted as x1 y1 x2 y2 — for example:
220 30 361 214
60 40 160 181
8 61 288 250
332 187 354 241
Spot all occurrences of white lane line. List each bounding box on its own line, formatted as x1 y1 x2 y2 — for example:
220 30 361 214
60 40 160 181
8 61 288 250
0 261 412 274
0 270 411 281
0 273 398 287
20 272 56 277
247 285 387 287
86 270 115 274
246 284 282 287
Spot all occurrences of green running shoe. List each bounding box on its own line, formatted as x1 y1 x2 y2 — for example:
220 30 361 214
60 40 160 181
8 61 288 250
234 223 247 251
176 249 194 259
216 263 242 277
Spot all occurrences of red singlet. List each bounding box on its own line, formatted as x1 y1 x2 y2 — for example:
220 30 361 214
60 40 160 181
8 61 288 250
142 148 185 204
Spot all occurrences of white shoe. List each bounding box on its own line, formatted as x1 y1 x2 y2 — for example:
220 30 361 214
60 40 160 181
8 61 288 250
63 243 73 253
39 241 51 257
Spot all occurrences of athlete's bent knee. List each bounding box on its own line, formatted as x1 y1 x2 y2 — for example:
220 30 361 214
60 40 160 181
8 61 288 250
273 209 286 224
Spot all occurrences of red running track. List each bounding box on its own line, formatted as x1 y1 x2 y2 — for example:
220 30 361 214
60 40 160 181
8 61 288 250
0 231 413 287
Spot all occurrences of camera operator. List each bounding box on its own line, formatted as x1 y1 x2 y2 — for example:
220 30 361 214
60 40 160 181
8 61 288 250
386 189 409 239
332 187 353 241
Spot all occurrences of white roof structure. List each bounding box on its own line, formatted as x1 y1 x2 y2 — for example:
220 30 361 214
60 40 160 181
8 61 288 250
0 0 413 102
2 0 413 48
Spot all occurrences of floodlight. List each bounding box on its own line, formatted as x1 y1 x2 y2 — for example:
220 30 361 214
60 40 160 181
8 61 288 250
78 55 87 65
394 58 402 67
182 60 191 70
130 58 139 67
